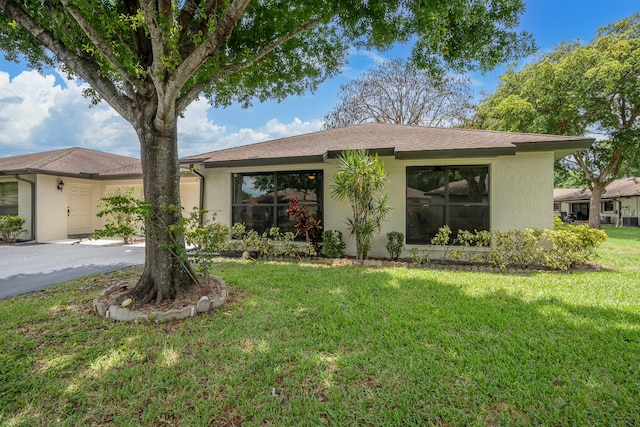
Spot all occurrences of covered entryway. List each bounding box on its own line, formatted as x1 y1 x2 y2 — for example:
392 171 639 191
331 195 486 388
570 202 589 221
67 183 93 237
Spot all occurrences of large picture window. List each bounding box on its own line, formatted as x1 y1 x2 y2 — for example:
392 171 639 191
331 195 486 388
0 182 18 216
407 166 489 244
232 171 322 235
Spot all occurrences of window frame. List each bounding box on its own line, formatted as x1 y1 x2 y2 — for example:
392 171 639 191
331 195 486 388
602 200 614 212
0 182 19 216
231 170 323 236
406 165 490 245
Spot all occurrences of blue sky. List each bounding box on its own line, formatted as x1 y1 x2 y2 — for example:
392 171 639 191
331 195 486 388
0 0 637 158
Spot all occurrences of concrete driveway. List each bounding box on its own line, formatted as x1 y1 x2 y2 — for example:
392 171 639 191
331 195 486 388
0 241 145 299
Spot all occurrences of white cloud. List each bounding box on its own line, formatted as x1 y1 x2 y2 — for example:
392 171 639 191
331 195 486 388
178 110 324 157
0 70 325 159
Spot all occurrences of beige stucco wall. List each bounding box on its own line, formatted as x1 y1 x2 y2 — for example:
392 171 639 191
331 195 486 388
197 150 557 259
22 174 199 242
490 151 555 231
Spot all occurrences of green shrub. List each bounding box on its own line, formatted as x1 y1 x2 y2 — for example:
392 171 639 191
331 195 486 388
409 247 427 264
182 210 231 279
0 215 26 244
230 224 314 258
322 230 345 258
541 224 608 270
386 231 404 260
450 229 492 263
92 187 148 244
488 229 541 269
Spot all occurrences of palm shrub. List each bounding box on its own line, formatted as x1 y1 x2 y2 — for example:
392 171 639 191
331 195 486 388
331 149 391 260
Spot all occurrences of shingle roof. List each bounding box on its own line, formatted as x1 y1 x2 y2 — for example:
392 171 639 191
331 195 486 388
182 123 594 168
0 147 142 178
554 178 640 201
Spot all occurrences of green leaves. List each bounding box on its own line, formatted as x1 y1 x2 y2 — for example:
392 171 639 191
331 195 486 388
472 13 640 225
331 149 391 260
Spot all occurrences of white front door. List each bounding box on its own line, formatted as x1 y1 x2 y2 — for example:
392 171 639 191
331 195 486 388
67 184 92 236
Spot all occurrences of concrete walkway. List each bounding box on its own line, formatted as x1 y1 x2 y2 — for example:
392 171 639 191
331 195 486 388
0 240 145 299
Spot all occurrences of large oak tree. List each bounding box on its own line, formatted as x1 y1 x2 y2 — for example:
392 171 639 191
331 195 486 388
471 13 640 228
0 0 534 304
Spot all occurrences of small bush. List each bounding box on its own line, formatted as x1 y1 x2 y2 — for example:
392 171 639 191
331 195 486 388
488 229 540 269
230 224 314 258
92 187 148 244
386 232 404 260
408 223 607 271
322 230 345 258
0 215 26 244
288 197 322 252
409 247 427 264
182 210 231 278
541 223 608 270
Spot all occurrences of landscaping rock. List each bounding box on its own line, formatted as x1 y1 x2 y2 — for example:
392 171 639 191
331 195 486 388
150 306 195 323
196 296 211 313
108 305 149 322
121 298 133 307
93 299 106 317
211 289 227 308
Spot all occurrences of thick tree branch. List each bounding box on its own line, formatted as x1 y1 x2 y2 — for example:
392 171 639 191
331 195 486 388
176 15 325 113
169 0 250 101
0 0 135 122
178 0 223 56
59 0 139 91
138 0 166 79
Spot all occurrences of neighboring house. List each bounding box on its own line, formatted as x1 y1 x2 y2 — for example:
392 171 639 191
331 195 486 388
0 147 200 242
181 123 593 258
554 178 640 226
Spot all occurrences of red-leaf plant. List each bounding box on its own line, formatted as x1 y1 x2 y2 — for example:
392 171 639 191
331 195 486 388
287 197 322 253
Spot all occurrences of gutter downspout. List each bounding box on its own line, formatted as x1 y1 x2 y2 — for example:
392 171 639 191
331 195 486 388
14 174 36 241
190 164 205 225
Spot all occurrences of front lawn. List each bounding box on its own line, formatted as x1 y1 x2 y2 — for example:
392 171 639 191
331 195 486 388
1 227 639 426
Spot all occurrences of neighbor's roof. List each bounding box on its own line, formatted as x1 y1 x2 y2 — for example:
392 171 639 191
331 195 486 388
0 147 142 179
182 123 594 168
554 178 640 201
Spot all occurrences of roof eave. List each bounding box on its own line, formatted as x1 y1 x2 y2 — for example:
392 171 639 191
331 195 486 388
513 139 594 159
0 168 142 180
203 154 327 169
395 147 517 160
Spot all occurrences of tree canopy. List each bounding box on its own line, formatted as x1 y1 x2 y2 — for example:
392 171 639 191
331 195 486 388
324 58 474 129
0 0 535 304
471 13 640 228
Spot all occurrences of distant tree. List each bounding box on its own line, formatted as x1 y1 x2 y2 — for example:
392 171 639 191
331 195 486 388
471 13 640 228
324 59 474 129
0 0 534 304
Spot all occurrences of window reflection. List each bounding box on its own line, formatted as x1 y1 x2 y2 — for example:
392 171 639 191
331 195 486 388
232 171 322 236
406 166 489 244
0 182 18 216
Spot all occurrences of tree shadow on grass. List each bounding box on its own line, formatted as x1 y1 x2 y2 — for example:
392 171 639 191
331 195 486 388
1 263 639 426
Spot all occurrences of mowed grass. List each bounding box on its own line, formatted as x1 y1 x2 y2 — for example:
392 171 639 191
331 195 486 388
1 227 639 426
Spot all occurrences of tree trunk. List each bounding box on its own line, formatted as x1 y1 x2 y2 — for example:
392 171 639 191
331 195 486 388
132 98 196 305
355 228 363 260
588 183 606 229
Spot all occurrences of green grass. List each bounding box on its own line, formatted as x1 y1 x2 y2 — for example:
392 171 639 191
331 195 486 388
1 227 639 426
